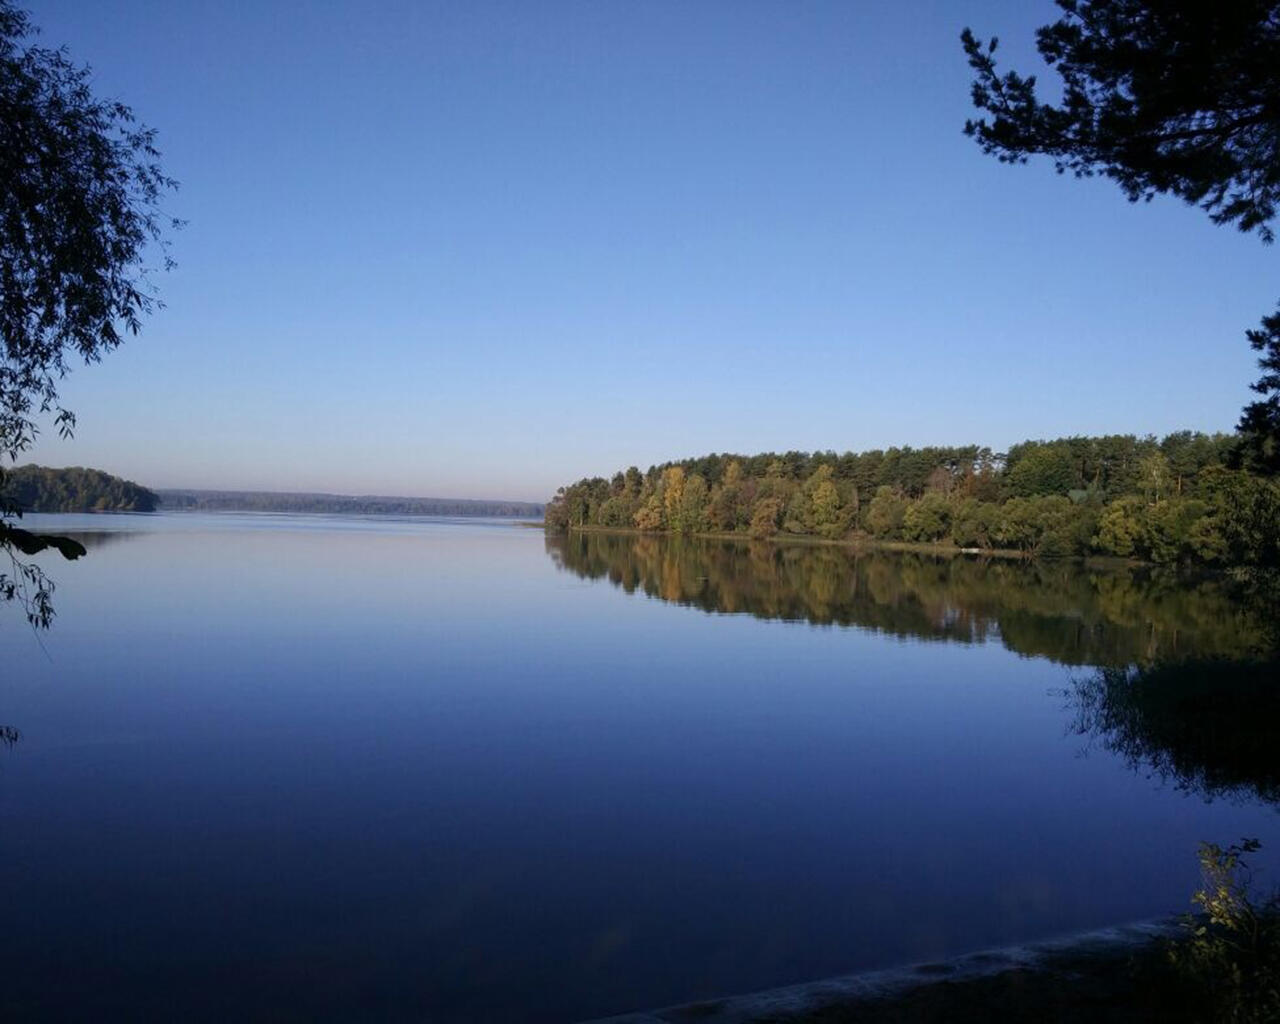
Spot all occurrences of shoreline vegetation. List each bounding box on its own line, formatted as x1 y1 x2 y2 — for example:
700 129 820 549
545 432 1280 570
0 464 159 513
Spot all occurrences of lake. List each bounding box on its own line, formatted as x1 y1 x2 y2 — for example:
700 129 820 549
1 513 1276 1022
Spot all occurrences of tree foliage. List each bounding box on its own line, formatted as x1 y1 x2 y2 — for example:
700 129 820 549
3 464 157 512
1237 307 1280 474
962 1 1280 240
1168 839 1280 1023
545 431 1278 568
1 1 176 625
1 1 177 458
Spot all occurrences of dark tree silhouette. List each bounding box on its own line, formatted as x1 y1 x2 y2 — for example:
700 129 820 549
1 0 176 626
961 1 1280 467
1238 308 1280 473
4 465 158 513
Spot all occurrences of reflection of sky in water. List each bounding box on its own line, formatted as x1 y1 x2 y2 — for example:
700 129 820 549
0 515 1275 1022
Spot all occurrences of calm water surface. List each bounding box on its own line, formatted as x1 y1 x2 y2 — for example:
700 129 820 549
0 514 1275 1022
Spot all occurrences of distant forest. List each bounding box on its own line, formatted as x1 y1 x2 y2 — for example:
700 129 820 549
2 465 159 513
546 433 1280 567
158 489 544 518
0 468 543 518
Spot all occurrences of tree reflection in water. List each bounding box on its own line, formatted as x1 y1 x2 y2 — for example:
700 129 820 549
547 531 1280 805
1069 659 1280 805
546 531 1271 665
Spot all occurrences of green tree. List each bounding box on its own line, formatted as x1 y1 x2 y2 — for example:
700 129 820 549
1162 430 1228 495
902 492 951 542
1031 495 1080 557
951 498 999 548
1188 514 1229 565
864 486 907 539
1146 498 1209 563
544 487 572 532
1139 450 1173 503
996 497 1036 553
674 472 709 534
1199 467 1280 568
963 1 1280 465
2 465 158 513
597 494 633 527
708 459 751 532
2 1 176 625
1095 496 1148 557
1004 442 1078 497
808 475 846 539
1236 308 1280 474
996 496 1078 556
780 465 850 538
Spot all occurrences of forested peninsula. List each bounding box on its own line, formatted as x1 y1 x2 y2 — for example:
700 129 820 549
545 433 1280 567
157 489 544 518
2 465 158 513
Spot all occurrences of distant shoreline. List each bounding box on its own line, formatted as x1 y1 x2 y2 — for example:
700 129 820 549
3 467 547 518
155 488 544 519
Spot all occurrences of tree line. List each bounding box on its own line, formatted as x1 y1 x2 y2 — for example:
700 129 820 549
2 465 158 513
545 432 1280 567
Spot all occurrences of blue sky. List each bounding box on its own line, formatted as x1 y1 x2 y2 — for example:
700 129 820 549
23 0 1278 501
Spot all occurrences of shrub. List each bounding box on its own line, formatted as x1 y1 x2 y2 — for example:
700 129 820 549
1166 839 1280 1023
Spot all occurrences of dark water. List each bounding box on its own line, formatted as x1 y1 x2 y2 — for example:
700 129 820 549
0 515 1275 1022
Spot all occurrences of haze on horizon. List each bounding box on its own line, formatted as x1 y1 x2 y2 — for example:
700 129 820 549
22 0 1276 503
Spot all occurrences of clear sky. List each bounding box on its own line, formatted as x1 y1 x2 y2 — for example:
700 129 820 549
22 0 1278 502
